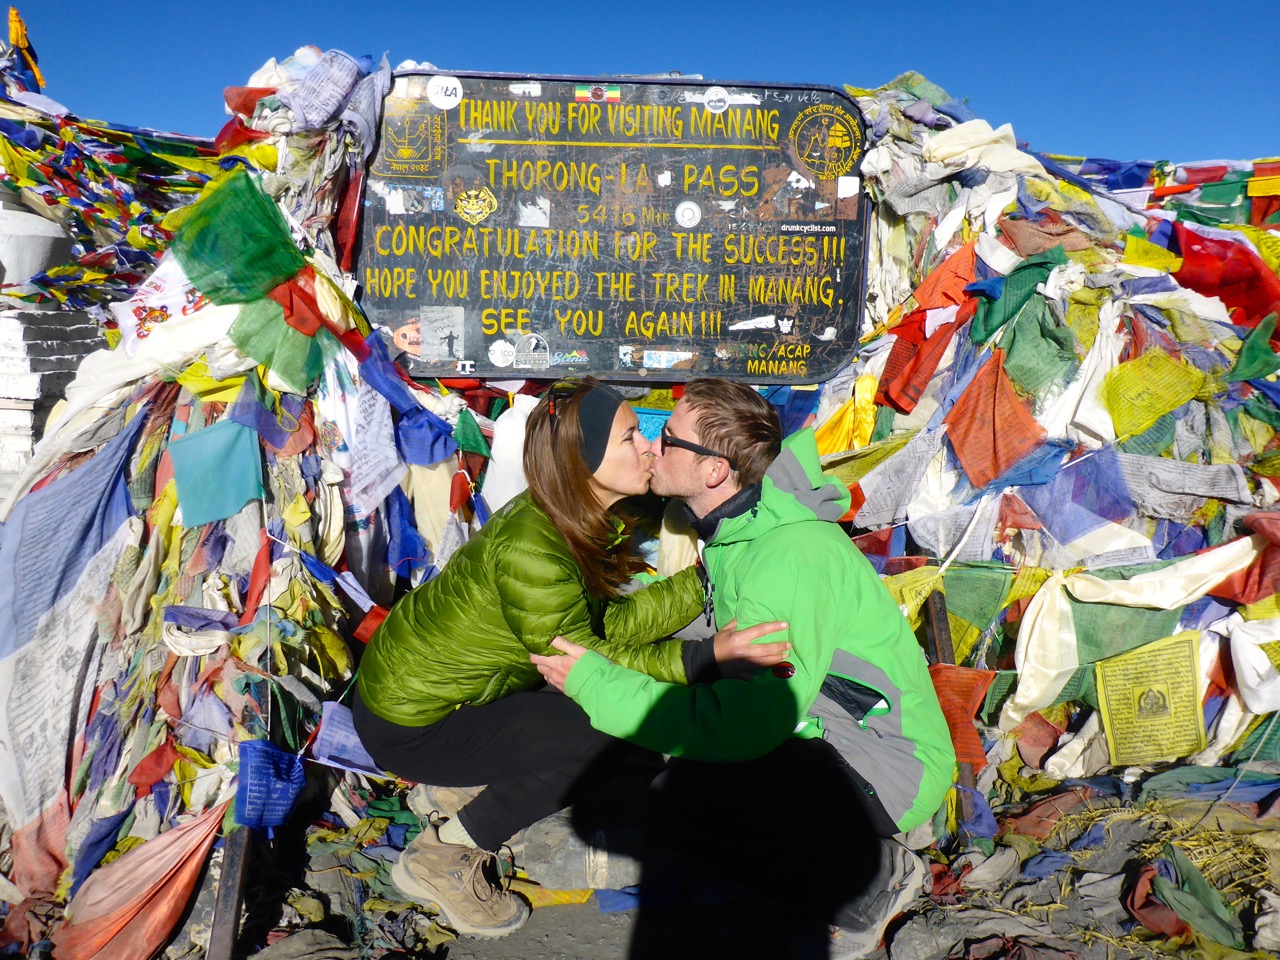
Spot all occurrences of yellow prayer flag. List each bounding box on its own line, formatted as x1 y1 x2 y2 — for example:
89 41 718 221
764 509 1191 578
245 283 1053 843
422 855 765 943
1242 593 1280 622
1101 349 1206 440
947 611 982 665
1247 176 1280 197
1122 234 1184 272
815 374 878 456
175 359 247 401
882 566 942 630
280 492 312 530
308 623 353 679
8 8 43 89
1096 632 1206 767
1006 565 1051 608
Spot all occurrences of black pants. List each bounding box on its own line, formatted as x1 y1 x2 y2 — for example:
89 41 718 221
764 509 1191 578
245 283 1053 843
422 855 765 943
353 686 660 851
627 737 899 959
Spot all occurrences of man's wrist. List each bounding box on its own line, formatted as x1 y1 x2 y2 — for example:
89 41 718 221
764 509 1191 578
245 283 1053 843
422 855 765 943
681 636 722 684
563 648 611 698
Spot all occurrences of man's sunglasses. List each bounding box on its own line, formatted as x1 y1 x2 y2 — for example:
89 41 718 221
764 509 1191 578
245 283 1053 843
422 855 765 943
658 424 738 471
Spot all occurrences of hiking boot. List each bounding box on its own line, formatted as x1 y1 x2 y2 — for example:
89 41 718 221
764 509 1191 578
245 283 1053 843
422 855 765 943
406 783 486 820
390 825 530 938
830 838 925 959
519 809 643 890
406 785 527 858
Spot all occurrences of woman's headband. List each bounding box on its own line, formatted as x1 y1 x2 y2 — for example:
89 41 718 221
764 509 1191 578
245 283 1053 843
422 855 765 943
550 381 625 473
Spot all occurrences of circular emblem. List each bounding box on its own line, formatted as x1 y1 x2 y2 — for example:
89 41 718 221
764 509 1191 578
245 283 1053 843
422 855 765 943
488 339 516 368
703 86 730 114
787 104 863 180
453 184 498 224
426 75 464 111
674 200 702 229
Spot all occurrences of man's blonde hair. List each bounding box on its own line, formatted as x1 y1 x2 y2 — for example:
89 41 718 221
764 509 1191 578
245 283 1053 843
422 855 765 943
681 379 781 486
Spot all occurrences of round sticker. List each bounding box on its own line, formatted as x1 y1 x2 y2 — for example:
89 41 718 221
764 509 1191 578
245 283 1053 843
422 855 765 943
674 201 702 229
703 86 730 114
426 75 464 111
488 339 516 368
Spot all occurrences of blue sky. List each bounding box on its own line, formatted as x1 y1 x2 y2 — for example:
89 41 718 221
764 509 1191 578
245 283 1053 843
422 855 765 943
19 0 1278 164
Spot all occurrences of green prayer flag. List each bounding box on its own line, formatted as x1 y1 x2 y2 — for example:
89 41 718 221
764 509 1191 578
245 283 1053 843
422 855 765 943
997 293 1079 396
972 245 1068 345
1048 663 1098 709
1226 313 1280 382
453 408 491 458
980 671 1017 725
1069 596 1185 666
870 404 895 443
170 169 306 303
229 299 329 395
942 566 1012 637
1151 844 1245 949
1117 413 1176 457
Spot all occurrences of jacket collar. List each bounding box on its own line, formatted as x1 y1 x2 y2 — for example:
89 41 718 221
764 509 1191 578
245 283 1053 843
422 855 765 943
681 483 761 542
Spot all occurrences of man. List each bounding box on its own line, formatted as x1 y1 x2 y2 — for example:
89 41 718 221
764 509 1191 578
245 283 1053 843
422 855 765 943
533 378 956 953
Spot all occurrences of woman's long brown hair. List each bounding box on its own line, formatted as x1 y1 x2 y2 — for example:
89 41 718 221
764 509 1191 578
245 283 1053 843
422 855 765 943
523 378 646 598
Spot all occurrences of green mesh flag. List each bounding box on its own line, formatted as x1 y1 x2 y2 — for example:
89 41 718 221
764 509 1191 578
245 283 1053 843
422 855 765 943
972 245 1068 345
229 299 328 395
997 294 1079 396
170 169 306 303
1227 312 1280 382
1117 413 1176 457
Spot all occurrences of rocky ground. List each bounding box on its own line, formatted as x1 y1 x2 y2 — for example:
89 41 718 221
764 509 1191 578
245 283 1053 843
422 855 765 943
446 901 636 960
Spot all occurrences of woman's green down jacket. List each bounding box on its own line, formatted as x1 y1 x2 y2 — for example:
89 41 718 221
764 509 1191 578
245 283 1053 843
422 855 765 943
357 491 705 726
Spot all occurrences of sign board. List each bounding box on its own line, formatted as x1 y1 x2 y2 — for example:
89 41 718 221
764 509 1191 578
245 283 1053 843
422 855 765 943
358 72 869 382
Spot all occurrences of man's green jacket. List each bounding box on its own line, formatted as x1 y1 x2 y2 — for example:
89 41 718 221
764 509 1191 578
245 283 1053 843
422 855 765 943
358 491 704 726
564 428 957 833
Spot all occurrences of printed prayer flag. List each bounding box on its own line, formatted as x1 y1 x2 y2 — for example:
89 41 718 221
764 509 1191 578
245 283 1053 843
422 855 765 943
1100 348 1205 440
1096 633 1205 767
943 349 1046 490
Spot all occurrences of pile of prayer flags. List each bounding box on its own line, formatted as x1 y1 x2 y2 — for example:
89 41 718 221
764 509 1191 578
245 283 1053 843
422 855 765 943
3 40 1280 960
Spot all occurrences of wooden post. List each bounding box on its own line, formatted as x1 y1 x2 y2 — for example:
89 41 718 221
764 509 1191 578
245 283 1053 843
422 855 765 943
207 825 250 960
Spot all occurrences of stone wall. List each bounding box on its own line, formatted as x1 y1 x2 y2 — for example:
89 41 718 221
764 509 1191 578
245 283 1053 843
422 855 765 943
0 189 102 487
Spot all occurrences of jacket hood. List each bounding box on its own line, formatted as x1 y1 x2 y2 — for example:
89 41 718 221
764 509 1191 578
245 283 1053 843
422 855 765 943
706 428 850 546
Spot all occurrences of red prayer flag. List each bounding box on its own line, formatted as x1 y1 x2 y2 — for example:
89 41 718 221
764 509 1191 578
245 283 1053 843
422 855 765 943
929 663 996 772
913 240 977 310
1173 222 1280 337
943 349 1046 489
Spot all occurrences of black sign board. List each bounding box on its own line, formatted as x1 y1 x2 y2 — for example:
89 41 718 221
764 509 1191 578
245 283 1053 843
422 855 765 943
358 72 869 383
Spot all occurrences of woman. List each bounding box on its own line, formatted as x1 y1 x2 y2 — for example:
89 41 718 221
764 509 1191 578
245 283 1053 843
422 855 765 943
354 378 788 938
